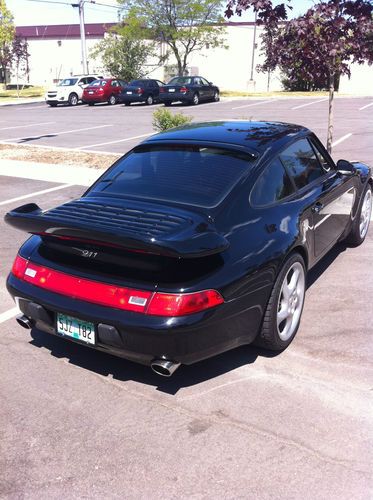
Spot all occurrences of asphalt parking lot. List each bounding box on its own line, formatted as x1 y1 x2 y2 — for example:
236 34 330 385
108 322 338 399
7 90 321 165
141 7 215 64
0 98 373 498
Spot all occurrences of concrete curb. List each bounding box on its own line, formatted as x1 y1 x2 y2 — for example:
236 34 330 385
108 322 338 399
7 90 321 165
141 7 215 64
0 98 44 106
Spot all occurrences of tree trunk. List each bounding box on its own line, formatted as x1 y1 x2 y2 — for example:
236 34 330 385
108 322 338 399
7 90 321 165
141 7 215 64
326 70 335 154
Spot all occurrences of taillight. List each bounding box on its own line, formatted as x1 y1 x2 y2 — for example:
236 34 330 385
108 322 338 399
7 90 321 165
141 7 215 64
159 87 165 93
136 87 144 95
180 86 188 93
11 255 28 279
12 258 224 316
146 290 224 316
98 88 104 93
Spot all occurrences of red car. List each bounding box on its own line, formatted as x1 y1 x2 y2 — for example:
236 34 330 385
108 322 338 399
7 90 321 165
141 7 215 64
82 78 127 105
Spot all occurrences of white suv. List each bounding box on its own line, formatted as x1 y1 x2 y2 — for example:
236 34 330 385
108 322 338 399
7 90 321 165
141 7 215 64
45 75 103 107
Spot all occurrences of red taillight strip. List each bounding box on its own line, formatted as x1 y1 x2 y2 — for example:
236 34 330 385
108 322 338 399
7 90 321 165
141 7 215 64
11 256 224 316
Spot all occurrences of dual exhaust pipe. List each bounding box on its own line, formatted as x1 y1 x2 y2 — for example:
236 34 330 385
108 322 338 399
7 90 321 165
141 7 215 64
15 314 180 377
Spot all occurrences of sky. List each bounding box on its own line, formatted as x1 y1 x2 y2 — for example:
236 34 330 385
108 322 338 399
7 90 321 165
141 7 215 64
9 0 315 27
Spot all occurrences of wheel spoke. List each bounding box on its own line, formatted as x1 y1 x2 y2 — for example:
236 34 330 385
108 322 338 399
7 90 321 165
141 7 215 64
277 305 288 324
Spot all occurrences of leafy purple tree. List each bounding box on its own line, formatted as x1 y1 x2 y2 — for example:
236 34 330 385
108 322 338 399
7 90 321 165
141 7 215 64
226 0 373 153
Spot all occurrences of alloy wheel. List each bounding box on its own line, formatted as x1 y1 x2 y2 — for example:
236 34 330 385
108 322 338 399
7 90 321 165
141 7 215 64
359 188 372 238
276 262 305 341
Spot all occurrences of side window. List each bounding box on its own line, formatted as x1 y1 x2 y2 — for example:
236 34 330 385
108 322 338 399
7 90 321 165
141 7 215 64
156 80 164 86
310 139 332 172
194 77 201 85
279 139 325 190
111 80 118 87
201 77 209 85
251 158 295 206
79 78 87 85
86 77 95 84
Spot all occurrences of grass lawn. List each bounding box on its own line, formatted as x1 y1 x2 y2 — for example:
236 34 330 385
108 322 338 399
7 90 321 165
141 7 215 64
0 86 45 101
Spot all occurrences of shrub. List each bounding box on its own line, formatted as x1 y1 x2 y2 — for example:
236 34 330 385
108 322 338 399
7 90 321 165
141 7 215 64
152 108 192 132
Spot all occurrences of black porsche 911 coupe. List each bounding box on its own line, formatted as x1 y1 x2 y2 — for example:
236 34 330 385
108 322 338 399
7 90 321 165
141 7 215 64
5 121 372 376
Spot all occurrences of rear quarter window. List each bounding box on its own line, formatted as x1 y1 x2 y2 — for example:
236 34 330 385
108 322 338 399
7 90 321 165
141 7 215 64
251 158 295 206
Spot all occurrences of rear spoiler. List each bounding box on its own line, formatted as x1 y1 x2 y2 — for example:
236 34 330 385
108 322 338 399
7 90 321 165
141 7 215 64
5 201 229 259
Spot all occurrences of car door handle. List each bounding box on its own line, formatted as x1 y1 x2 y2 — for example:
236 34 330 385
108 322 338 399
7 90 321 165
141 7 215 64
312 202 324 213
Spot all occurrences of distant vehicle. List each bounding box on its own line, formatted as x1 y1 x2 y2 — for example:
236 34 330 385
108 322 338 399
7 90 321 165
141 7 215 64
5 121 372 377
45 75 103 107
159 76 220 106
82 78 127 105
118 79 165 106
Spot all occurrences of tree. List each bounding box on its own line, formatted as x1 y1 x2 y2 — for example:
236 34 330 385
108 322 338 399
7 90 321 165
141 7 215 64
11 36 30 96
225 0 373 153
90 14 160 81
0 0 15 87
119 0 227 76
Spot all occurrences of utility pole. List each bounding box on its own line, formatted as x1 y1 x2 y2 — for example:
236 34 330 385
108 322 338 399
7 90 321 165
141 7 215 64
249 12 258 82
72 0 88 74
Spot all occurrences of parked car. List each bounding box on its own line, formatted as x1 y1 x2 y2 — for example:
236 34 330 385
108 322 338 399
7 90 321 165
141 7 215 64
159 76 220 105
119 79 165 106
45 75 103 107
5 121 372 377
82 78 127 105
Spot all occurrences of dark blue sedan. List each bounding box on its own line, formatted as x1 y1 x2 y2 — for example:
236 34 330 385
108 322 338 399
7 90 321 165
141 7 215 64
159 76 220 106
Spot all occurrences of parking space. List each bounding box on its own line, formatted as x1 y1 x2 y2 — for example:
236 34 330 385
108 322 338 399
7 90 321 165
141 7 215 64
1 96 373 161
0 99 373 498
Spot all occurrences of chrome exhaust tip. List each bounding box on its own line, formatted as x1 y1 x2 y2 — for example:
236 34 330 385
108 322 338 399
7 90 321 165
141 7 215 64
151 359 181 377
16 314 33 330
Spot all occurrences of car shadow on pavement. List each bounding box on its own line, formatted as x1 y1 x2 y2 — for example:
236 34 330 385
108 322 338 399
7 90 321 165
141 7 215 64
29 328 277 394
306 241 347 289
28 241 347 394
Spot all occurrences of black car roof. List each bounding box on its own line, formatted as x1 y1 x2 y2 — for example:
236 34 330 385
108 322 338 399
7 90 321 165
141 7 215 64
144 121 309 156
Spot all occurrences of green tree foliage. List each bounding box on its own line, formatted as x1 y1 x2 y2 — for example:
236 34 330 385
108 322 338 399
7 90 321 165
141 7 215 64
90 14 159 81
152 108 192 131
0 0 15 86
119 0 227 76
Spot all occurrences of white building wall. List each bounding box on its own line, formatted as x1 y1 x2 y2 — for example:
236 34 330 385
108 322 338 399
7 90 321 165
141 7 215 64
339 63 373 96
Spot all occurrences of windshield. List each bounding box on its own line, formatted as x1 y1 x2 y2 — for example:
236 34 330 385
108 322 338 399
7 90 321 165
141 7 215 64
90 145 254 208
58 78 78 86
90 79 107 86
168 77 193 85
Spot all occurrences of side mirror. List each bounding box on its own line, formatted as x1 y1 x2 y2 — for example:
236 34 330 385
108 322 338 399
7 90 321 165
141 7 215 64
336 159 356 175
209 82 213 85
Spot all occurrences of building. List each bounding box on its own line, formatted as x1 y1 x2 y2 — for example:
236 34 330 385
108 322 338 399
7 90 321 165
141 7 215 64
14 22 373 94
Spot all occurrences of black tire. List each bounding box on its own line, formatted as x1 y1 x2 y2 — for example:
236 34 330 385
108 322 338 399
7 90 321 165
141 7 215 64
191 93 199 105
124 102 130 106
88 102 94 106
213 90 220 102
145 95 154 105
108 94 117 105
164 101 172 107
255 253 306 351
344 184 372 247
49 103 57 107
68 93 78 106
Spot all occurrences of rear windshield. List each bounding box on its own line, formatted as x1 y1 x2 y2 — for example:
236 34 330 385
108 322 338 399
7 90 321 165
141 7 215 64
168 77 192 85
90 145 254 208
90 79 107 86
129 80 145 86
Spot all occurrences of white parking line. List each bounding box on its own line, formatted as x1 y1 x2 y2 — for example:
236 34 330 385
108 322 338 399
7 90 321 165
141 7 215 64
0 183 73 206
231 99 275 110
0 307 19 324
0 122 55 131
1 124 112 142
331 133 352 148
359 102 373 111
77 132 154 150
291 98 328 110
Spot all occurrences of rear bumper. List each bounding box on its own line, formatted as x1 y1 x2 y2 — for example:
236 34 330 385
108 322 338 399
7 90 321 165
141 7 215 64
7 273 263 366
119 94 147 103
82 95 106 103
159 92 192 103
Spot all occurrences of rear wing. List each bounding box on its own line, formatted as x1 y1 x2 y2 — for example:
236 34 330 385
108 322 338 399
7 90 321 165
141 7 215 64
5 199 229 259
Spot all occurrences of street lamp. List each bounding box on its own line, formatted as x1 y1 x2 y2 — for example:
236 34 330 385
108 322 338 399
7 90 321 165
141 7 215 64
71 0 90 74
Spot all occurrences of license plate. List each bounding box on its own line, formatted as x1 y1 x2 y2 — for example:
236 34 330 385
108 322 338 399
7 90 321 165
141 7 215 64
56 313 95 345
88 91 94 94
168 88 175 92
126 91 132 94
